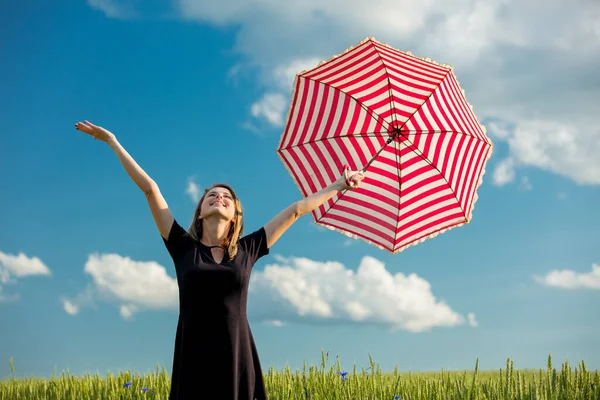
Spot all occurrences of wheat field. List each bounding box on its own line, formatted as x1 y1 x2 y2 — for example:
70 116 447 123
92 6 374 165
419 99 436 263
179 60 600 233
1 352 598 399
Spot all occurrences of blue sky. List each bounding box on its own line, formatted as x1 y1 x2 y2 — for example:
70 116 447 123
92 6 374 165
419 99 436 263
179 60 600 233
1 0 599 379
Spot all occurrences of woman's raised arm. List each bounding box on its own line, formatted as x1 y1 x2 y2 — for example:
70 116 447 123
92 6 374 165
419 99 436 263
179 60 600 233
74 120 174 239
263 167 364 248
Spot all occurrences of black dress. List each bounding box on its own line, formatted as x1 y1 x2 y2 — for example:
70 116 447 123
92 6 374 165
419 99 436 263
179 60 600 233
162 219 269 400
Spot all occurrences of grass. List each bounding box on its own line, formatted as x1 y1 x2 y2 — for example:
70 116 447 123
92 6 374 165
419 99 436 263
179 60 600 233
1 351 598 399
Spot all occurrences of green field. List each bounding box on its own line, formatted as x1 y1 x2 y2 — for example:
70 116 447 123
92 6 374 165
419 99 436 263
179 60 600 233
2 352 598 399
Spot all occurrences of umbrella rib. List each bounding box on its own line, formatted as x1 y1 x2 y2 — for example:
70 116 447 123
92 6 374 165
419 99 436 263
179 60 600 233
396 69 453 133
378 47 399 131
278 132 389 150
406 129 456 135
406 130 478 136
401 136 467 218
393 139 402 251
303 76 392 138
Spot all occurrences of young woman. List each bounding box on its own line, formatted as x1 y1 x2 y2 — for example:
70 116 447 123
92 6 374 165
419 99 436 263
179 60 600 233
74 120 364 400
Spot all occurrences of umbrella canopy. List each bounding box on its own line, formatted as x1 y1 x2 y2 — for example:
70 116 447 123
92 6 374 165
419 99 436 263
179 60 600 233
276 37 493 253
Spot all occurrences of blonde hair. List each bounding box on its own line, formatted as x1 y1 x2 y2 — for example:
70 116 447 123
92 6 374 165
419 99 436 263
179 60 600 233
186 183 244 259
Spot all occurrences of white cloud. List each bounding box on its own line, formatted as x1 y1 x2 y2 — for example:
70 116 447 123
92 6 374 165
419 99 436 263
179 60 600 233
177 0 439 48
120 304 137 319
250 93 287 127
63 300 79 316
504 123 597 189
534 263 600 290
0 251 51 302
342 239 355 247
63 253 178 319
245 56 322 127
272 58 322 91
86 0 136 19
0 287 19 303
519 176 532 191
227 63 243 85
61 284 95 316
240 121 262 134
467 312 478 327
175 0 600 67
0 251 51 278
172 0 600 73
489 119 600 186
486 120 514 141
266 320 286 327
186 177 201 203
423 0 509 67
492 157 516 186
510 121 600 185
249 255 467 332
553 5 600 49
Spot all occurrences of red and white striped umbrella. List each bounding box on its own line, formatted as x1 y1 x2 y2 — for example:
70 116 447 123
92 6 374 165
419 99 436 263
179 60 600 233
276 37 493 254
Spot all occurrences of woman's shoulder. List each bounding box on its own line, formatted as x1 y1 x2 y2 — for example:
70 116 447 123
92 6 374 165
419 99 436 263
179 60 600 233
237 227 269 261
162 219 198 264
238 227 267 245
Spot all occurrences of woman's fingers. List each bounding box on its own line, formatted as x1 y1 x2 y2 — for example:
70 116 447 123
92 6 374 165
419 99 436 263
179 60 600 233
341 166 365 189
75 121 93 135
349 171 364 188
74 120 114 143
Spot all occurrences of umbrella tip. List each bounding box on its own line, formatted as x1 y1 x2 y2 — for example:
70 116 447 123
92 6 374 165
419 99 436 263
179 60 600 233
361 36 376 45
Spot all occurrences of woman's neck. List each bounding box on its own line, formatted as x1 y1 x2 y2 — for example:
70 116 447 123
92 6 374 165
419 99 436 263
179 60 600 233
200 217 230 247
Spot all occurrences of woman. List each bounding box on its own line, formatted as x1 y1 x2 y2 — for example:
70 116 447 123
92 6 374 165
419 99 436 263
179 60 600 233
74 120 364 399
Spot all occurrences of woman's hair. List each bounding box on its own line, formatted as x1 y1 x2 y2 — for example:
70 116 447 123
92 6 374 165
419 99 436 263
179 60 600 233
186 183 244 259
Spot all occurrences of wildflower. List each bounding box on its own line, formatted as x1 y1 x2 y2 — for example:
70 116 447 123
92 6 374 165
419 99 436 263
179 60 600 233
142 387 150 392
339 371 348 382
394 396 402 399
123 382 132 388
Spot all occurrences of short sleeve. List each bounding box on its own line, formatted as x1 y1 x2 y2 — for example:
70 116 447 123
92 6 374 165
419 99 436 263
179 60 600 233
239 227 270 267
162 219 193 264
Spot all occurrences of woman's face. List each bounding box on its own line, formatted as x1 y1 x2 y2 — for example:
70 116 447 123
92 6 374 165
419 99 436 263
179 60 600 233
199 186 236 221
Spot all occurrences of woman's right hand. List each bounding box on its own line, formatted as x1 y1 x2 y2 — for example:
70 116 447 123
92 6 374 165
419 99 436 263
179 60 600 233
74 120 115 143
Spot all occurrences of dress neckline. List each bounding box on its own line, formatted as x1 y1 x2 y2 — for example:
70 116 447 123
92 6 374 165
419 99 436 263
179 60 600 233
197 240 225 249
197 241 228 264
